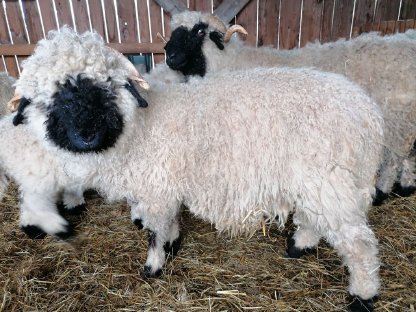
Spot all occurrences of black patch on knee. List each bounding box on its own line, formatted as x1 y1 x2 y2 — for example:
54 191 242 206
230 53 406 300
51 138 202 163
66 204 87 216
133 218 144 230
21 225 47 239
55 224 75 240
142 265 163 278
147 230 156 248
348 295 378 312
285 234 315 259
372 188 388 206
392 182 416 197
163 234 182 257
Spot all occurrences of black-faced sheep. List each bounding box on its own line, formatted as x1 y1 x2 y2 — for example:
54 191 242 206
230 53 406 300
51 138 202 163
5 27 385 311
163 11 416 204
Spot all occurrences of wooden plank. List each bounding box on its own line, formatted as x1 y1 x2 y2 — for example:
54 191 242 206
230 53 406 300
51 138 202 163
0 6 19 78
149 0 165 63
400 0 416 20
0 57 6 72
71 0 91 33
5 1 28 74
385 20 396 34
215 0 251 23
320 0 335 42
331 0 355 40
300 0 324 47
279 0 302 49
88 0 106 39
0 42 165 56
137 0 151 43
117 0 138 43
5 1 28 44
235 0 257 47
257 0 279 48
55 0 74 28
37 0 58 35
352 0 375 29
213 0 223 11
104 0 118 43
405 18 415 29
153 0 187 15
22 0 45 42
188 0 213 13
374 0 401 23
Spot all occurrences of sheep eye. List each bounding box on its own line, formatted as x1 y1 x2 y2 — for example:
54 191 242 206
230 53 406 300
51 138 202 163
197 29 205 37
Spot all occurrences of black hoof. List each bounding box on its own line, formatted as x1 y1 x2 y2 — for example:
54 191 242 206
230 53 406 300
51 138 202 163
372 188 388 206
65 204 87 216
392 183 416 197
348 295 378 312
133 218 144 230
285 235 315 259
142 265 162 278
21 225 47 239
163 234 182 257
55 224 75 240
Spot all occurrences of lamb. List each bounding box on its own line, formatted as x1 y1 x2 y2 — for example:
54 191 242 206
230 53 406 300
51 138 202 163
163 11 416 204
6 27 384 311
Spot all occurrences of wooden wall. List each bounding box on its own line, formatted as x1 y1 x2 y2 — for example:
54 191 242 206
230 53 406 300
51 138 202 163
1 0 416 78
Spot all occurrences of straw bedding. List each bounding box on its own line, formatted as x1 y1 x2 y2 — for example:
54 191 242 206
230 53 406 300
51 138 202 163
0 185 414 311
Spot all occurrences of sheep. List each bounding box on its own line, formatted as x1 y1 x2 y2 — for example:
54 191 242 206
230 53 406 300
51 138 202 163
163 11 416 204
7 27 384 311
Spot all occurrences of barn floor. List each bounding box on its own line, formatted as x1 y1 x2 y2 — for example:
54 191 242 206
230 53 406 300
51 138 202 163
0 185 415 312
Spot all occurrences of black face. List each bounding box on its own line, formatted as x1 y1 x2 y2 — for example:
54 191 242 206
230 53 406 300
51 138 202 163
165 22 225 77
45 75 124 153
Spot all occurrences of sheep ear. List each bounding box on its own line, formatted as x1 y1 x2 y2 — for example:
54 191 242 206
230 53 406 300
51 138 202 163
209 31 225 50
13 97 32 126
125 79 148 108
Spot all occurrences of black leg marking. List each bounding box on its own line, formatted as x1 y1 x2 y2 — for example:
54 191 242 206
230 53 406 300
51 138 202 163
372 188 389 206
66 204 87 216
142 265 162 278
147 230 156 248
392 182 416 197
133 218 144 230
55 224 75 240
21 225 47 239
163 234 182 257
285 234 315 259
348 295 378 312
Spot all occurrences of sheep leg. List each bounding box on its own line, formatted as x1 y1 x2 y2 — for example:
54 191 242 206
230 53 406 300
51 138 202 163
60 188 87 215
0 171 9 202
19 189 74 240
326 223 379 312
130 200 181 277
394 154 416 197
374 148 401 205
285 226 320 258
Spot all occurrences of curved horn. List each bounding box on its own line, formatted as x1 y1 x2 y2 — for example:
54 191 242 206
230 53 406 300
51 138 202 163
107 46 150 90
203 14 227 33
7 91 21 112
224 25 248 43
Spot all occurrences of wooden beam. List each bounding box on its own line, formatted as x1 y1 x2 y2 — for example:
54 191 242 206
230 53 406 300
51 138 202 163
0 42 166 56
153 0 187 15
214 0 252 23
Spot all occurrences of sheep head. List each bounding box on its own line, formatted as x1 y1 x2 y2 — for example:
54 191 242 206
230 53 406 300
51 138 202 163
14 26 148 153
165 11 247 77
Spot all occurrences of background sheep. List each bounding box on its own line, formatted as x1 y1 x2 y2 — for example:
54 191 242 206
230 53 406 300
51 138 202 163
11 27 384 311
163 11 416 204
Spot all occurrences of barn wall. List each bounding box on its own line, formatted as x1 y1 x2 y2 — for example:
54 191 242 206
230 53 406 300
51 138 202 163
1 0 416 78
